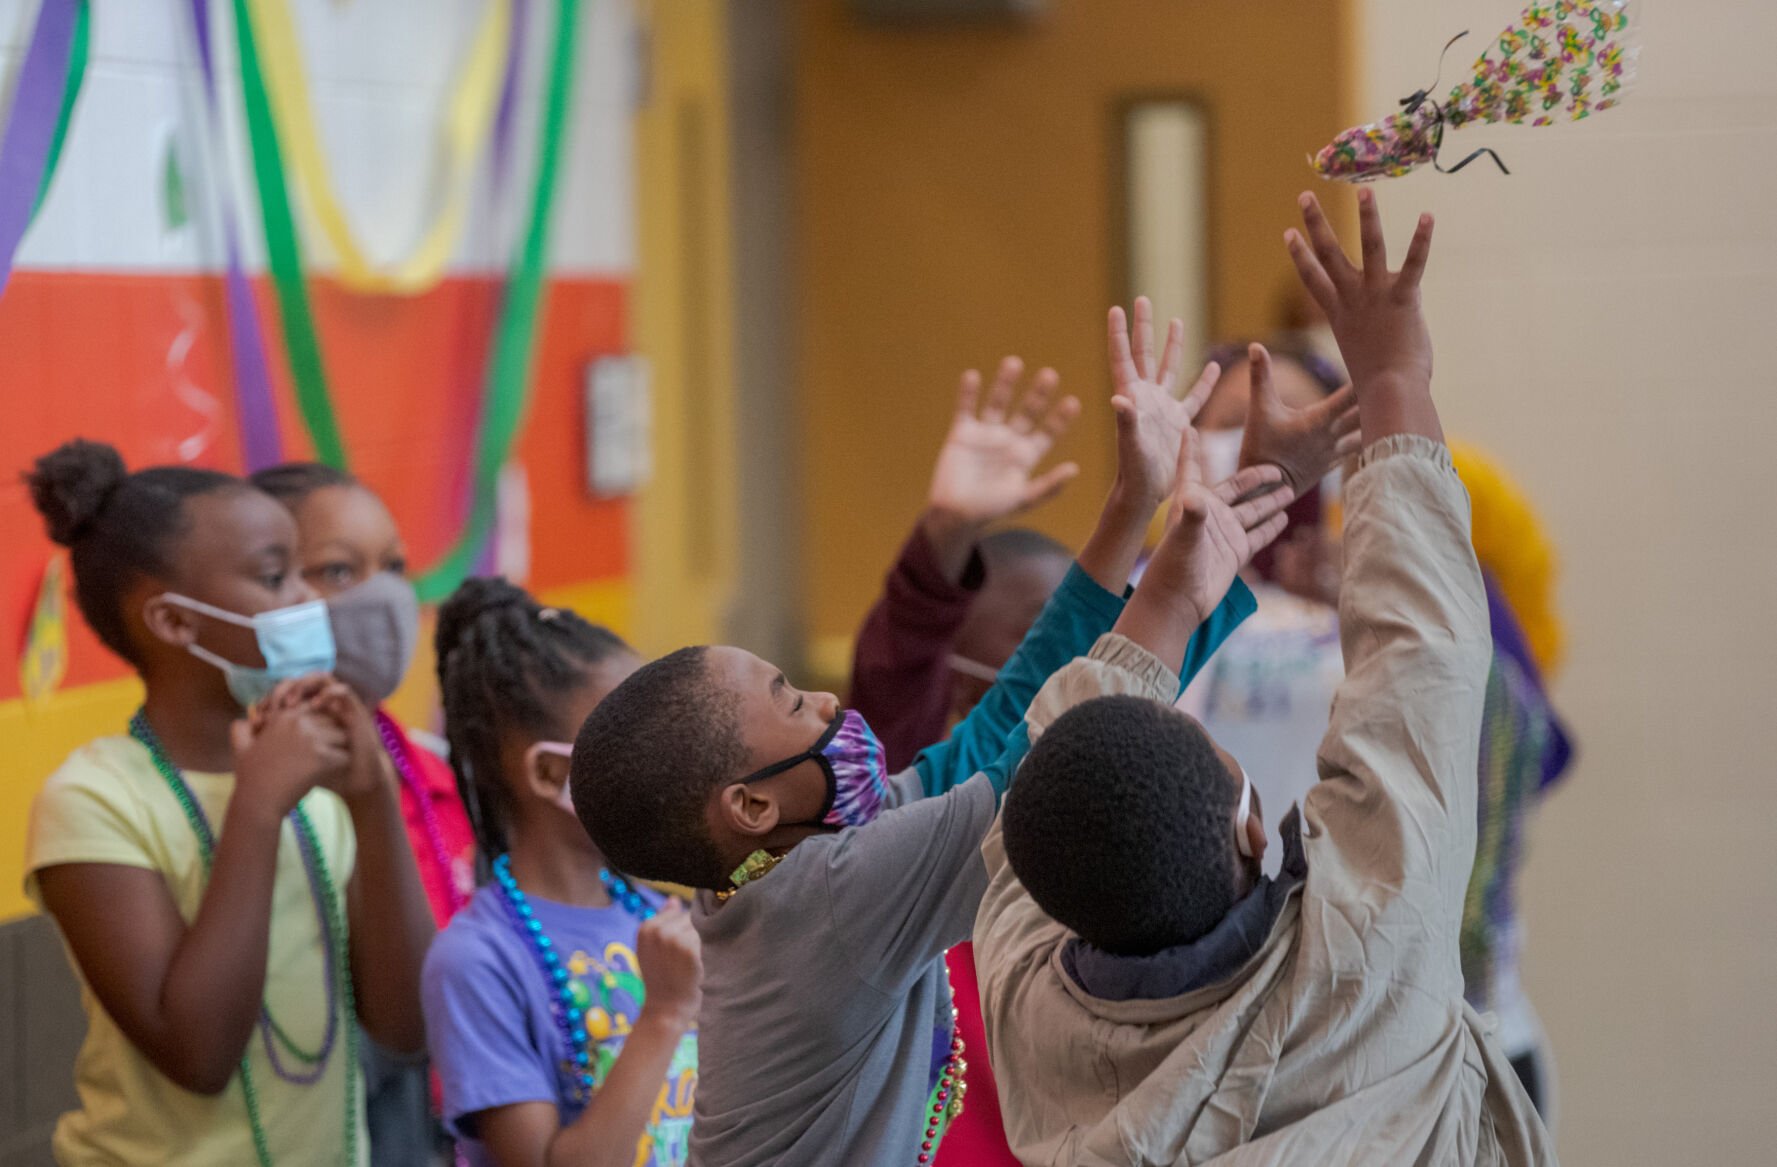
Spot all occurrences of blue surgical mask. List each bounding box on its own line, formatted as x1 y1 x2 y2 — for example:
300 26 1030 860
159 593 337 709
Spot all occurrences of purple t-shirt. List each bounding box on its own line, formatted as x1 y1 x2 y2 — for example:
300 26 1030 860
421 883 698 1167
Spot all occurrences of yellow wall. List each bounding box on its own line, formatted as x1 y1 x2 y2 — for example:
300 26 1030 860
0 679 144 920
631 0 740 657
793 0 1353 664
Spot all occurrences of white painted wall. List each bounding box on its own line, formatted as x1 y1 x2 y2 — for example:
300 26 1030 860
1358 2 1774 1159
0 0 633 274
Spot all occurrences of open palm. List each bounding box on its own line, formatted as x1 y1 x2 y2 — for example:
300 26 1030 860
1149 431 1296 626
1108 297 1221 508
1239 343 1361 494
927 357 1081 525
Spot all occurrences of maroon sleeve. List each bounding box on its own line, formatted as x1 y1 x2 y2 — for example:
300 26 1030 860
848 524 986 772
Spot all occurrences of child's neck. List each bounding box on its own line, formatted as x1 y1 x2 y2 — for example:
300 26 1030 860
141 679 242 774
506 822 612 909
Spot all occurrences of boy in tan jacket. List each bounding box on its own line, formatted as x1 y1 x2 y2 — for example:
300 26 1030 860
975 191 1557 1166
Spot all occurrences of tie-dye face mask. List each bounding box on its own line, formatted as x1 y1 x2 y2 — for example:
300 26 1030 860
740 709 891 829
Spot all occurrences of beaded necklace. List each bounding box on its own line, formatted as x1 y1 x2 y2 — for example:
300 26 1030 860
129 711 356 1167
920 993 967 1165
374 711 469 917
490 853 657 1104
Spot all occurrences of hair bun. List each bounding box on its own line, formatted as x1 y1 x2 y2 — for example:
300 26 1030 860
434 576 535 665
25 439 128 547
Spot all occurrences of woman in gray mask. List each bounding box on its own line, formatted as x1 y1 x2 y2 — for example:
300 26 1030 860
254 462 478 1167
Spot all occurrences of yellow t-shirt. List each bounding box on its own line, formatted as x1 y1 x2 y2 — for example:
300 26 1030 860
24 735 368 1167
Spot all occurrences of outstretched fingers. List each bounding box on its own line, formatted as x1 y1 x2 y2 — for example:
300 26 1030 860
1244 511 1292 557
1158 317 1185 394
1108 306 1138 392
1180 360 1222 421
1357 188 1388 278
1213 463 1286 506
1285 228 1339 317
954 369 982 419
1230 481 1298 532
1022 461 1082 509
980 356 1023 424
1298 193 1357 289
1011 366 1061 434
1133 297 1156 381
1398 211 1436 293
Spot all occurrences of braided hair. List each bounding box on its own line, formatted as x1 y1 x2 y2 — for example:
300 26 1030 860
434 576 632 859
24 439 244 665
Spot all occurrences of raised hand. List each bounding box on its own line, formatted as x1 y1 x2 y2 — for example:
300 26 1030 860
1108 297 1220 509
1151 431 1297 630
1285 189 1441 444
1109 429 1297 674
1238 343 1361 494
926 356 1081 528
636 899 703 1030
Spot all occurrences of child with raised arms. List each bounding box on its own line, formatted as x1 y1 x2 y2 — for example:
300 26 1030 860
570 337 1344 1166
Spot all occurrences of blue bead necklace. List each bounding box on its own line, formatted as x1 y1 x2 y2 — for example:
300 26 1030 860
490 854 656 1104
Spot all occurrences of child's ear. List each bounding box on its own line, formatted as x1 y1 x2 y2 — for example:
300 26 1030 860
716 782 781 840
1243 813 1268 862
140 593 198 649
522 747 569 805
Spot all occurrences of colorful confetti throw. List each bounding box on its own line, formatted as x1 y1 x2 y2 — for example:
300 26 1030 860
1312 0 1639 182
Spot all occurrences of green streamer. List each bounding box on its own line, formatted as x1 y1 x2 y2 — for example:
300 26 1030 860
415 0 581 602
31 0 88 218
232 0 347 468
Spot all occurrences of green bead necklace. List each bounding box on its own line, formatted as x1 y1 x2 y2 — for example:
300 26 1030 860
130 711 357 1167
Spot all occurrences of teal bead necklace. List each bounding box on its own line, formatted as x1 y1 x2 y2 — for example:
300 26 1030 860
130 711 356 1167
490 853 655 1104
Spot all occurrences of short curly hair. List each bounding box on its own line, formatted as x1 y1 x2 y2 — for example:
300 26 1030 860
569 647 751 889
1002 695 1242 955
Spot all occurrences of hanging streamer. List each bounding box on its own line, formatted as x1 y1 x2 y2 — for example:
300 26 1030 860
0 0 90 301
247 0 511 294
232 0 576 589
233 0 347 467
415 0 580 602
33 0 86 216
20 555 69 707
189 0 285 470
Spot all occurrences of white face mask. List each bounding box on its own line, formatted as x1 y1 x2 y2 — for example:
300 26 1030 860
1231 757 1257 859
948 655 1000 684
1200 428 1245 489
525 741 577 811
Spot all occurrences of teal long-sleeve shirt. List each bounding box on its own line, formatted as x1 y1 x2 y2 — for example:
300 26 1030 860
912 564 1257 800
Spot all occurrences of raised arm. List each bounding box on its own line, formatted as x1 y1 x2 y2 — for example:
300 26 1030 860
1286 189 1492 941
849 359 1080 770
976 429 1298 944
913 301 1261 799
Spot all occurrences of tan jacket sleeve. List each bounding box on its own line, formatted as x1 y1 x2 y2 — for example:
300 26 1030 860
1302 434 1492 993
976 633 1181 983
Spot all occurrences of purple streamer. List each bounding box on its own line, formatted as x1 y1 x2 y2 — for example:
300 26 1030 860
0 0 76 300
189 0 283 469
491 0 529 187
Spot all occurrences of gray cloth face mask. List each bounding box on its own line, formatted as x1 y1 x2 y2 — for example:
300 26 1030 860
326 572 420 707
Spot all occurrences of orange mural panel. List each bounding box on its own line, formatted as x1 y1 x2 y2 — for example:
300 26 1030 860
0 271 631 702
